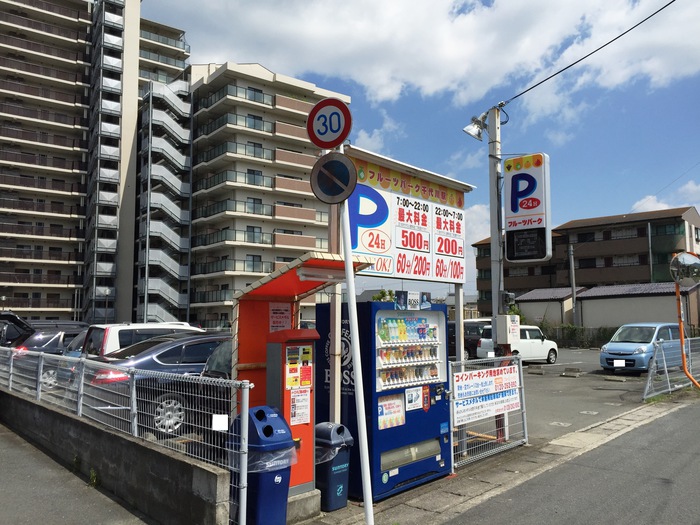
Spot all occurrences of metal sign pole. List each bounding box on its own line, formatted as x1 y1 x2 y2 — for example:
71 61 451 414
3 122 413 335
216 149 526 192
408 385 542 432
340 198 375 524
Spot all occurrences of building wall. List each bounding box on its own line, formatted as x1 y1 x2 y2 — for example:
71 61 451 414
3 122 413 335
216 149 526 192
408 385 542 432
578 296 682 328
518 300 570 326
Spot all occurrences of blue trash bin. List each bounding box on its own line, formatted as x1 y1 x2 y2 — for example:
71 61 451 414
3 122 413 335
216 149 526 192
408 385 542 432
231 406 296 525
315 422 354 511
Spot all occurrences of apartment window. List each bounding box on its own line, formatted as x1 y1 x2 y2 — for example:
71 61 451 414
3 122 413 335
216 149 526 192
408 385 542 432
577 232 595 243
246 114 263 131
245 254 261 272
604 257 613 267
246 141 263 158
276 256 295 263
276 201 301 208
275 229 302 235
245 226 261 243
639 254 649 265
246 198 262 214
603 230 611 241
246 169 263 186
695 227 700 242
579 258 596 269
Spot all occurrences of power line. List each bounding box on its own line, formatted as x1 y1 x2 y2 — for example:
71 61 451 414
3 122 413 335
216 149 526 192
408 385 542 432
504 0 677 106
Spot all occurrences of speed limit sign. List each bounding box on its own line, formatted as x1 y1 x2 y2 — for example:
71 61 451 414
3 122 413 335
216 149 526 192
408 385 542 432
306 98 352 150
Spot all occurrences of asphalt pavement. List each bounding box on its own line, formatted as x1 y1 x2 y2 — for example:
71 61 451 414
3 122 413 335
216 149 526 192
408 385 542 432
0 348 697 525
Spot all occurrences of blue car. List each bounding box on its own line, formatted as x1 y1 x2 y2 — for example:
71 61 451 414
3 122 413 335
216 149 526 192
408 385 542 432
599 322 686 374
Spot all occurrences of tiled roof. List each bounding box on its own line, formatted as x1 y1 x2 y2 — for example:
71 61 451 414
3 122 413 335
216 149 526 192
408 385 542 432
577 282 698 298
554 207 696 231
516 287 586 301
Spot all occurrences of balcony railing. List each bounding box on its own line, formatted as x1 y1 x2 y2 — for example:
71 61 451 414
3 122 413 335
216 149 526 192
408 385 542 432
0 150 87 173
192 199 273 220
0 12 84 40
189 289 235 303
0 272 81 286
193 169 273 193
0 223 83 239
0 102 83 126
195 141 273 165
195 112 273 138
192 229 273 248
140 29 190 53
191 259 274 276
0 173 83 193
196 84 273 111
0 247 81 262
0 198 84 216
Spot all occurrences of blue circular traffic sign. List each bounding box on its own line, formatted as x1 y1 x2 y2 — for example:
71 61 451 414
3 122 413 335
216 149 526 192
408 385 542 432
310 152 357 204
307 98 352 149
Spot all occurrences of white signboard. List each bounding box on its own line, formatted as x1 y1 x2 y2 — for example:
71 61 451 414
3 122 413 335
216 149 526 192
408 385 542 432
452 365 521 426
346 156 466 283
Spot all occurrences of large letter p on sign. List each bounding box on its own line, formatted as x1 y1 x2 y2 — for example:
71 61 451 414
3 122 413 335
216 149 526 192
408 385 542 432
510 173 537 213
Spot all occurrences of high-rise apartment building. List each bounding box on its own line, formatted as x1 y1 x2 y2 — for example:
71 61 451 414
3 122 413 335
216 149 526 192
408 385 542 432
187 63 347 329
0 0 346 325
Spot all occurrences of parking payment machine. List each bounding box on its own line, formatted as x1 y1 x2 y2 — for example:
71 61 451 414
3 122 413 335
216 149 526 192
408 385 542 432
267 328 319 495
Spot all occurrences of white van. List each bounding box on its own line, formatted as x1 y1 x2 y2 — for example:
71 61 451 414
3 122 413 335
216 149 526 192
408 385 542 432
477 325 558 364
82 322 204 358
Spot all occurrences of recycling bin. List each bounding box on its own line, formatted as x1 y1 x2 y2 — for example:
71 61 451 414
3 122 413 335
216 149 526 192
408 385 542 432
231 405 296 525
315 422 355 511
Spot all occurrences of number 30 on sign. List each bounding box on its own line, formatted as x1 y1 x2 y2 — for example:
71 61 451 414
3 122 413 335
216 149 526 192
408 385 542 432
306 98 352 150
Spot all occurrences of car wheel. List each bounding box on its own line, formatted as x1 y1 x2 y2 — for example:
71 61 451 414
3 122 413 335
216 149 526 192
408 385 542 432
41 368 58 390
151 394 186 436
546 349 557 364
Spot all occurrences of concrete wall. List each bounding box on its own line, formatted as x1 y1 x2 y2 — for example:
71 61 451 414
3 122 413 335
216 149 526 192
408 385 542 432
518 300 568 325
0 392 229 525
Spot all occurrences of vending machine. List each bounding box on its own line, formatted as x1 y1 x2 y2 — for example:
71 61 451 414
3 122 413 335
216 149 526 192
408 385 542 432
315 301 451 501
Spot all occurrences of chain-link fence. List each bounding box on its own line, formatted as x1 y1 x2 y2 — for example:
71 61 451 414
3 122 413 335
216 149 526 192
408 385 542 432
449 356 527 469
0 347 252 524
643 337 700 400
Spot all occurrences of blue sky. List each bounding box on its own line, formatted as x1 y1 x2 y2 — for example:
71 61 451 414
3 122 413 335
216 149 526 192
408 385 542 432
142 0 700 298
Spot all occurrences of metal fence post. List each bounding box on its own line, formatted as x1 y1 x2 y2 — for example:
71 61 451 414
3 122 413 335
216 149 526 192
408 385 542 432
75 357 86 417
129 369 138 437
238 380 250 525
36 353 45 402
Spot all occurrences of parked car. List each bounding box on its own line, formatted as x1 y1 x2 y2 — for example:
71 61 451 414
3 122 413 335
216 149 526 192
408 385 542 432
0 311 35 346
13 328 87 354
477 325 559 364
599 322 686 374
81 332 231 436
447 319 491 360
81 322 205 358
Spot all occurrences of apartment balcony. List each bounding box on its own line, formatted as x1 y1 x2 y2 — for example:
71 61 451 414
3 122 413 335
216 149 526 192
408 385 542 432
193 169 273 195
194 141 273 171
191 229 273 249
0 126 84 152
274 232 317 250
95 237 117 253
0 297 77 311
0 172 83 195
0 223 83 242
0 247 81 264
275 148 316 169
0 57 87 87
194 112 273 142
554 236 650 258
101 76 122 94
192 199 273 222
650 233 686 253
275 175 312 195
140 29 190 54
96 215 118 229
190 259 274 277
274 204 316 223
189 289 235 306
0 35 87 63
0 198 84 218
0 79 86 107
0 272 81 287
275 94 315 115
96 167 119 184
504 274 557 292
0 12 87 44
0 101 84 127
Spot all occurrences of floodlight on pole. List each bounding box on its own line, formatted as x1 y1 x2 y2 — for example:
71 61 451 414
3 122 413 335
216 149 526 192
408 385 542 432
463 104 506 345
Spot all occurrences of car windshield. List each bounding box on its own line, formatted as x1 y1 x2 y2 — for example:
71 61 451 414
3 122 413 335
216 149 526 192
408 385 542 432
610 326 656 344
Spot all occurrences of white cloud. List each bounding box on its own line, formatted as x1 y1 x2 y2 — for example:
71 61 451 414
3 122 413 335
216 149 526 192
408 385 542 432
353 110 405 154
143 0 700 124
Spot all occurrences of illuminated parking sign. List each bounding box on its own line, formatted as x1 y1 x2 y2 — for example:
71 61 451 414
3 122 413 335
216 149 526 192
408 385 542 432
504 153 552 262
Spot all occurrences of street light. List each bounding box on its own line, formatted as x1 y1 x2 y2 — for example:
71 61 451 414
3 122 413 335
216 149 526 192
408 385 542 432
464 103 506 346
